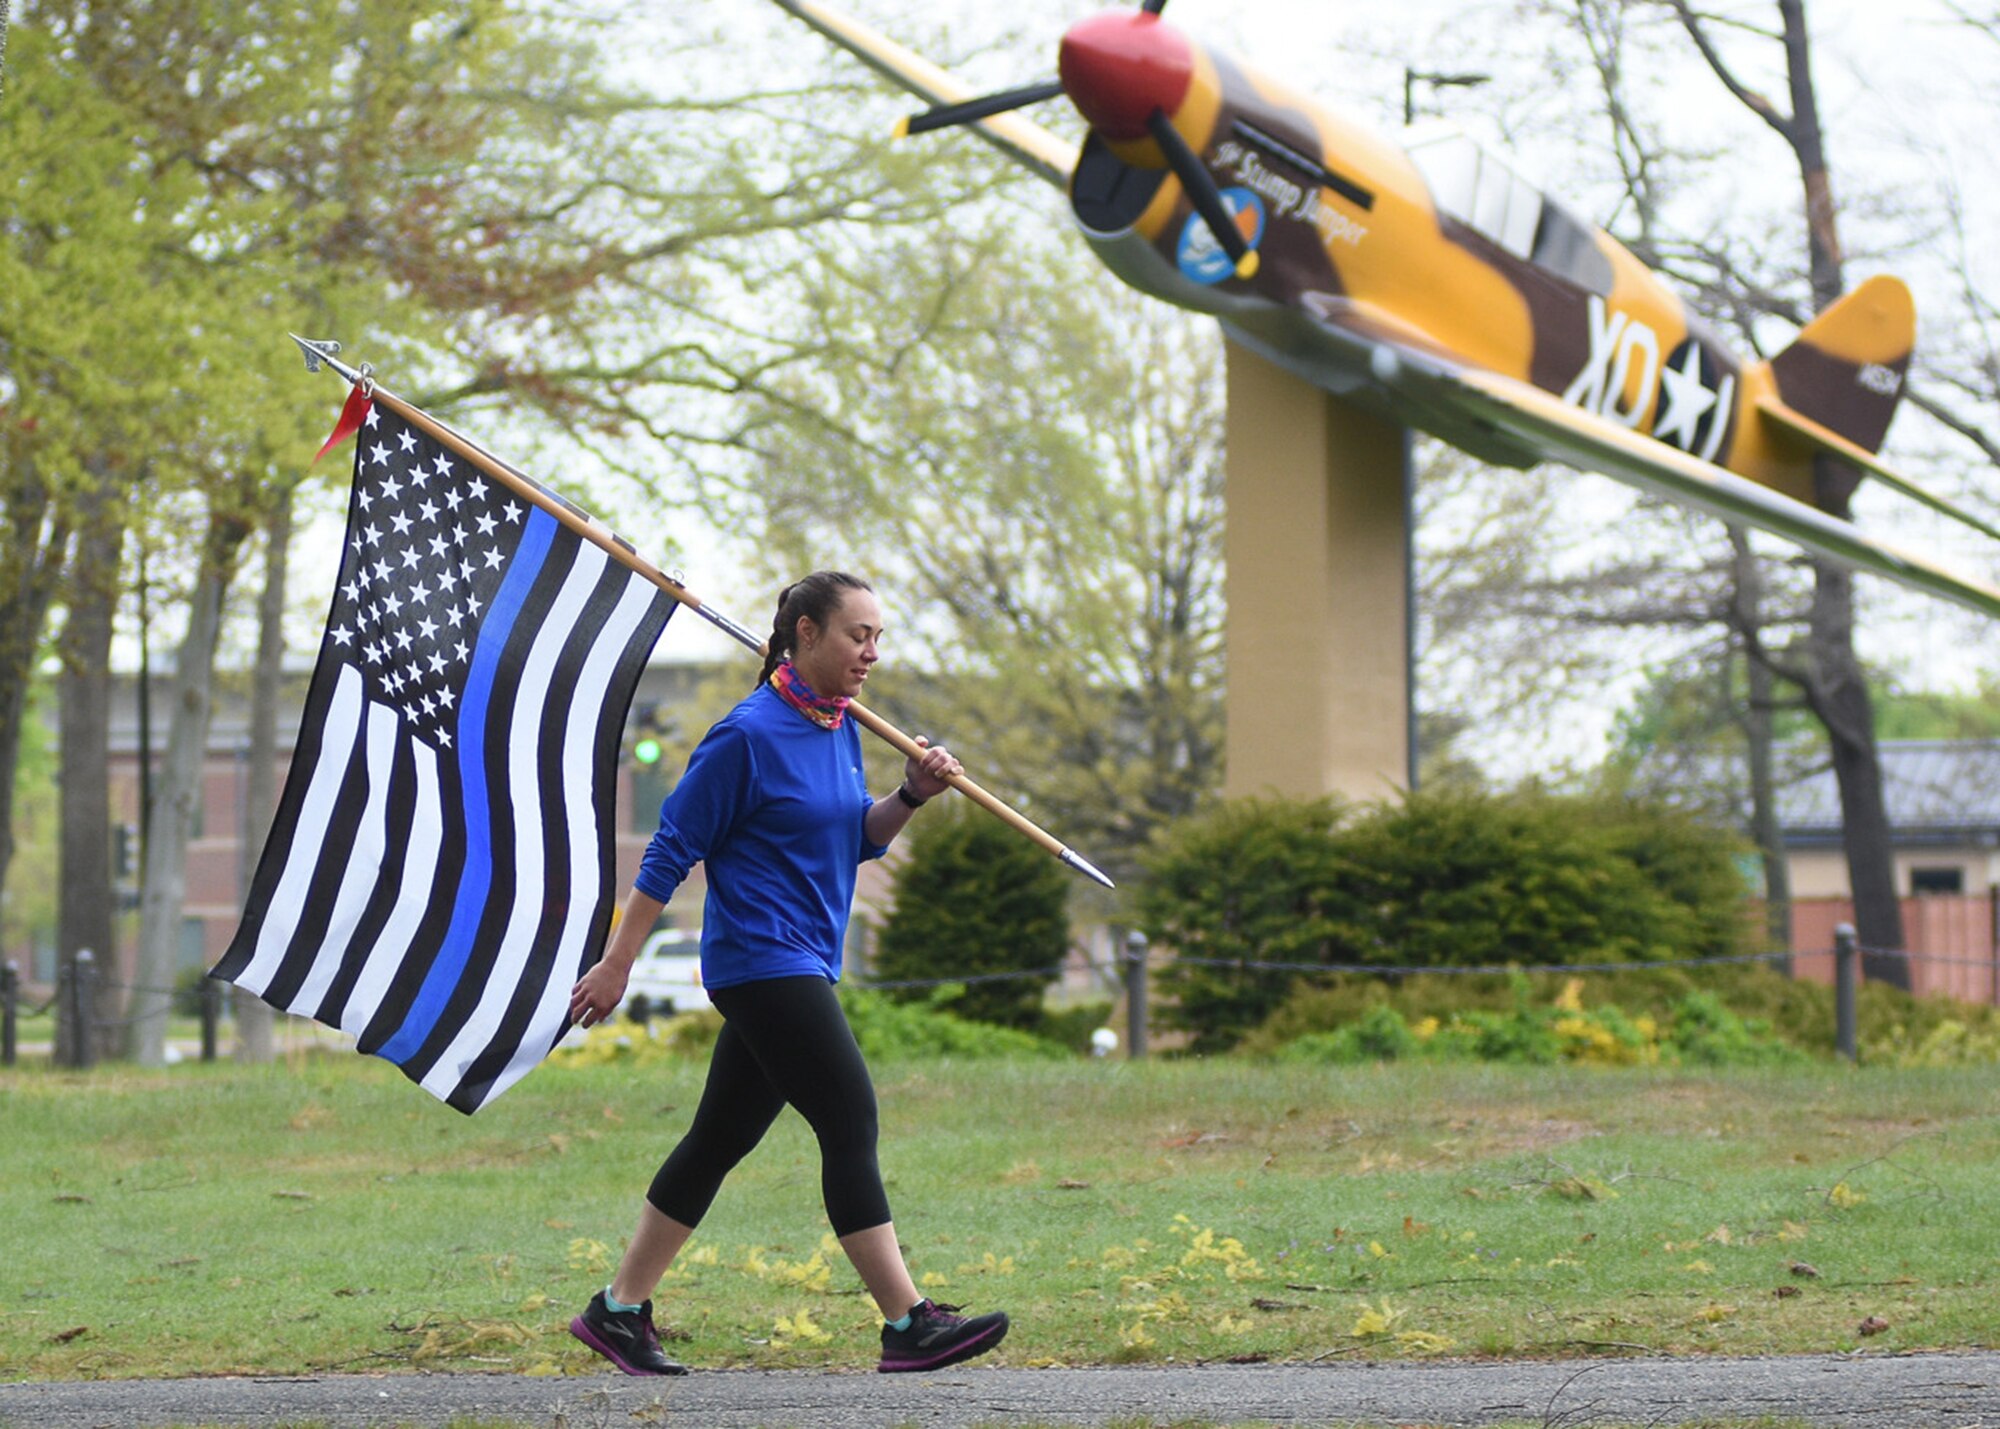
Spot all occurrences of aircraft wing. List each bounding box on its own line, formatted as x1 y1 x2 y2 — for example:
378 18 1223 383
769 0 1077 189
1369 347 2000 621
1755 396 2000 543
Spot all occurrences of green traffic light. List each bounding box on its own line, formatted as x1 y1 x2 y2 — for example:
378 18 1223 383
634 736 663 765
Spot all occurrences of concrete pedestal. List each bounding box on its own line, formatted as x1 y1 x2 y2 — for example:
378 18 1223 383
1223 344 1412 802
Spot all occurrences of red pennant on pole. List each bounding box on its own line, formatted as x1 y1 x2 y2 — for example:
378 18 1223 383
313 385 374 464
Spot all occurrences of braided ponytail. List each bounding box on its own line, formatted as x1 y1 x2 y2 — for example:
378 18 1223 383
755 571 873 690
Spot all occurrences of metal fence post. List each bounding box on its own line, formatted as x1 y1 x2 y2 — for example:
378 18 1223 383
1834 923 1857 1062
199 975 221 1062
1124 930 1149 1060
75 949 98 1069
1 960 17 1067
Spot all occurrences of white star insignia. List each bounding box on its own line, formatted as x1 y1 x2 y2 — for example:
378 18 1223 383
330 625 353 647
481 547 504 570
475 511 498 537
1653 343 1719 452
397 429 418 453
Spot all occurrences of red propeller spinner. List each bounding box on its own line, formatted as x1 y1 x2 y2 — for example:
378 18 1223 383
1057 9 1192 143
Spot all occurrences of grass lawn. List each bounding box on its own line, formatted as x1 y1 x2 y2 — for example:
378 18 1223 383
2 1052 1995 1380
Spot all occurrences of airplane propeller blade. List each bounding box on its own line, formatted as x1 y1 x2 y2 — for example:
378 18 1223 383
896 78 1066 138
1146 108 1259 280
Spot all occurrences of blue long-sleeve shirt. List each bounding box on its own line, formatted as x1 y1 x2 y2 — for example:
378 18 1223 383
634 685 887 988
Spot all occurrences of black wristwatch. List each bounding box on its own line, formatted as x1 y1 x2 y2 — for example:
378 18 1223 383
895 782 929 809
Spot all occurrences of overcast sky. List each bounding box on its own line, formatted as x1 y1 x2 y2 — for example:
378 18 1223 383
240 1 2000 777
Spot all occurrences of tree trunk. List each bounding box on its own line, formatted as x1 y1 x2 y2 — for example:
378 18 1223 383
1780 0 1904 980
130 509 251 1065
234 492 292 1062
56 473 122 1065
1728 528 1791 954
0 459 70 931
1805 547 1905 984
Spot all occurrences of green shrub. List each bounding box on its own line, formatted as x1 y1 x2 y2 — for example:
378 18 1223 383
1276 1003 1420 1064
836 986 1070 1060
547 990 1069 1067
872 807 1070 1029
1331 789 1745 970
1242 962 2000 1065
1270 977 1805 1068
1665 989 1805 1065
1140 789 1753 1050
1133 796 1354 1052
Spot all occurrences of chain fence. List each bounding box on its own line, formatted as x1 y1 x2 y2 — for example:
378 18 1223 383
6 923 1991 1067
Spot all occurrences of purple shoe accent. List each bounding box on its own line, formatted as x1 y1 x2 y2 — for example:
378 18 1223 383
570 1315 654 1376
878 1317 1006 1372
568 1293 688 1376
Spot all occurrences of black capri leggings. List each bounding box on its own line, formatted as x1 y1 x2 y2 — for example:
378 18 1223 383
646 974 891 1237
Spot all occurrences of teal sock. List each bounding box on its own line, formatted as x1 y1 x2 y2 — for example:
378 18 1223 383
603 1287 644 1314
887 1307 916 1332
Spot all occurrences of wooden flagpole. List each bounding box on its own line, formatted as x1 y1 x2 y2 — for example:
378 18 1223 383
291 336 1115 889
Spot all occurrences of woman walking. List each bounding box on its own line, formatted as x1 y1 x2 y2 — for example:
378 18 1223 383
566 571 1009 1376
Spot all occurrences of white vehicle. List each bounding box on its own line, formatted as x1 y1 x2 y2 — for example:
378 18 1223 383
622 928 711 1016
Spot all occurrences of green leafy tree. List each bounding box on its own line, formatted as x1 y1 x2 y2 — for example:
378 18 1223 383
872 808 1070 1030
3 0 971 1060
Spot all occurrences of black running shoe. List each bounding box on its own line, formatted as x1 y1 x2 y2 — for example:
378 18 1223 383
878 1298 1009 1373
569 1290 688 1376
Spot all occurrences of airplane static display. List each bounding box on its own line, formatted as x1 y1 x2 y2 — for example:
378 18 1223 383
770 0 2000 620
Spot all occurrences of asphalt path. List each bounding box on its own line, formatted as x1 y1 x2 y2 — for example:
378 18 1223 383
3 1352 1998 1428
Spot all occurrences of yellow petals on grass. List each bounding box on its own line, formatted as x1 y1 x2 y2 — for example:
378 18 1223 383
566 1239 611 1275
956 1252 1017 1276
1395 1329 1456 1353
1351 1299 1405 1337
771 1309 829 1346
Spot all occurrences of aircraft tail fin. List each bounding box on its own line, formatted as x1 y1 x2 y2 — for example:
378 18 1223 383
1757 274 1913 455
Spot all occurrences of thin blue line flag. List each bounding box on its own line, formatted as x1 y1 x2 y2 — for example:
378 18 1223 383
213 400 674 1112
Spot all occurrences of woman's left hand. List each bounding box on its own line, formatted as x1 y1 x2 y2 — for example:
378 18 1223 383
904 735 963 800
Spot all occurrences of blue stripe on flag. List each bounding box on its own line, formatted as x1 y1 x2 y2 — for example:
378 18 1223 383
378 508 560 1066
